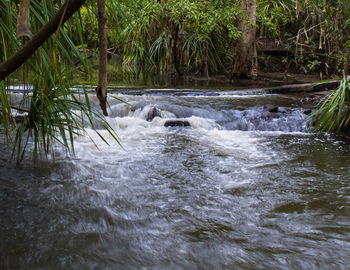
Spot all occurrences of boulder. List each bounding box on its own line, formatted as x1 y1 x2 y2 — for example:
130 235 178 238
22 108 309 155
264 104 279 113
146 106 161 121
164 120 191 127
303 109 313 115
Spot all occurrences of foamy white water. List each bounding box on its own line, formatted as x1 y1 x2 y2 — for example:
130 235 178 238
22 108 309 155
2 88 350 270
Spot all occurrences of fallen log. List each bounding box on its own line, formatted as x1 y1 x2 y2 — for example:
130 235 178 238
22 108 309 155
266 77 350 94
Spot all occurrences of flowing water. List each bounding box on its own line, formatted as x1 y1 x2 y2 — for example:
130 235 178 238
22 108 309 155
1 87 350 270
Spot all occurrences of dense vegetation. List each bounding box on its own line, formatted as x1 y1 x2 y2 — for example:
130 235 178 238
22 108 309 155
0 0 350 159
310 72 350 135
0 0 117 160
74 0 350 77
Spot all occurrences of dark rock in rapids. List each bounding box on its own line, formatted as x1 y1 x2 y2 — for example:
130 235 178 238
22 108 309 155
264 104 290 113
303 109 313 115
264 104 279 113
164 120 191 127
146 106 162 121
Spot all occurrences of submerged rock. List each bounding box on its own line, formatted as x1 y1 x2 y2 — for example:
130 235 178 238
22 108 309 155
164 120 191 127
303 109 313 115
146 106 162 121
264 104 290 113
264 104 279 113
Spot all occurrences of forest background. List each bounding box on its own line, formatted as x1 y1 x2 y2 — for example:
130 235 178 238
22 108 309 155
72 0 350 79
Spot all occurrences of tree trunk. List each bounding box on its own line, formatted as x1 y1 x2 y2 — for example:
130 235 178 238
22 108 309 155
0 0 86 81
232 0 257 79
172 24 182 76
16 0 32 40
345 47 350 75
204 39 209 78
96 0 108 116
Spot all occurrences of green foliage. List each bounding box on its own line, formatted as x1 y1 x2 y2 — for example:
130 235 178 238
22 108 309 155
310 72 350 134
257 0 294 37
64 0 350 76
257 0 350 74
104 0 240 75
77 6 99 47
0 0 118 161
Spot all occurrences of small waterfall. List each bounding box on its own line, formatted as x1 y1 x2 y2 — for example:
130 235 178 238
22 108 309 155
218 107 311 132
107 100 312 133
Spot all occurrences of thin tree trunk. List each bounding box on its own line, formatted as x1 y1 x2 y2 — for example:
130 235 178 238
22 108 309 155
172 24 182 76
96 0 108 116
16 0 32 40
295 0 300 19
232 0 257 79
204 40 209 79
16 0 32 101
345 48 350 75
345 28 350 75
0 0 86 81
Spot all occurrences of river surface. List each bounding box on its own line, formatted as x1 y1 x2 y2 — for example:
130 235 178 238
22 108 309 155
1 87 350 269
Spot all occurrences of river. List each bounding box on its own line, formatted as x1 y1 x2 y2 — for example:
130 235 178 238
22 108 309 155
1 86 350 269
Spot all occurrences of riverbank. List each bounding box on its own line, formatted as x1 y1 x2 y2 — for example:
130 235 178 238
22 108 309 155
181 72 321 85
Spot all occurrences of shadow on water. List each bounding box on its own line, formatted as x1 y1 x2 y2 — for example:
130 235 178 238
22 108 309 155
74 57 284 90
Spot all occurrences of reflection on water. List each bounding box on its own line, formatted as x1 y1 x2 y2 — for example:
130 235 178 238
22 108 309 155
1 88 350 269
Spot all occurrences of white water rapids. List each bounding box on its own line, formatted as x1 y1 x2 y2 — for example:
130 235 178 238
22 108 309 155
1 89 350 269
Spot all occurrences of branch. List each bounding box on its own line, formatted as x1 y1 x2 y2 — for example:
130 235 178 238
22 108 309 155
96 0 108 116
287 23 322 41
0 0 86 81
0 105 30 113
10 105 30 112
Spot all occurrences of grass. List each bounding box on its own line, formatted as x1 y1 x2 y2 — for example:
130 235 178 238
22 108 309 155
309 72 350 135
